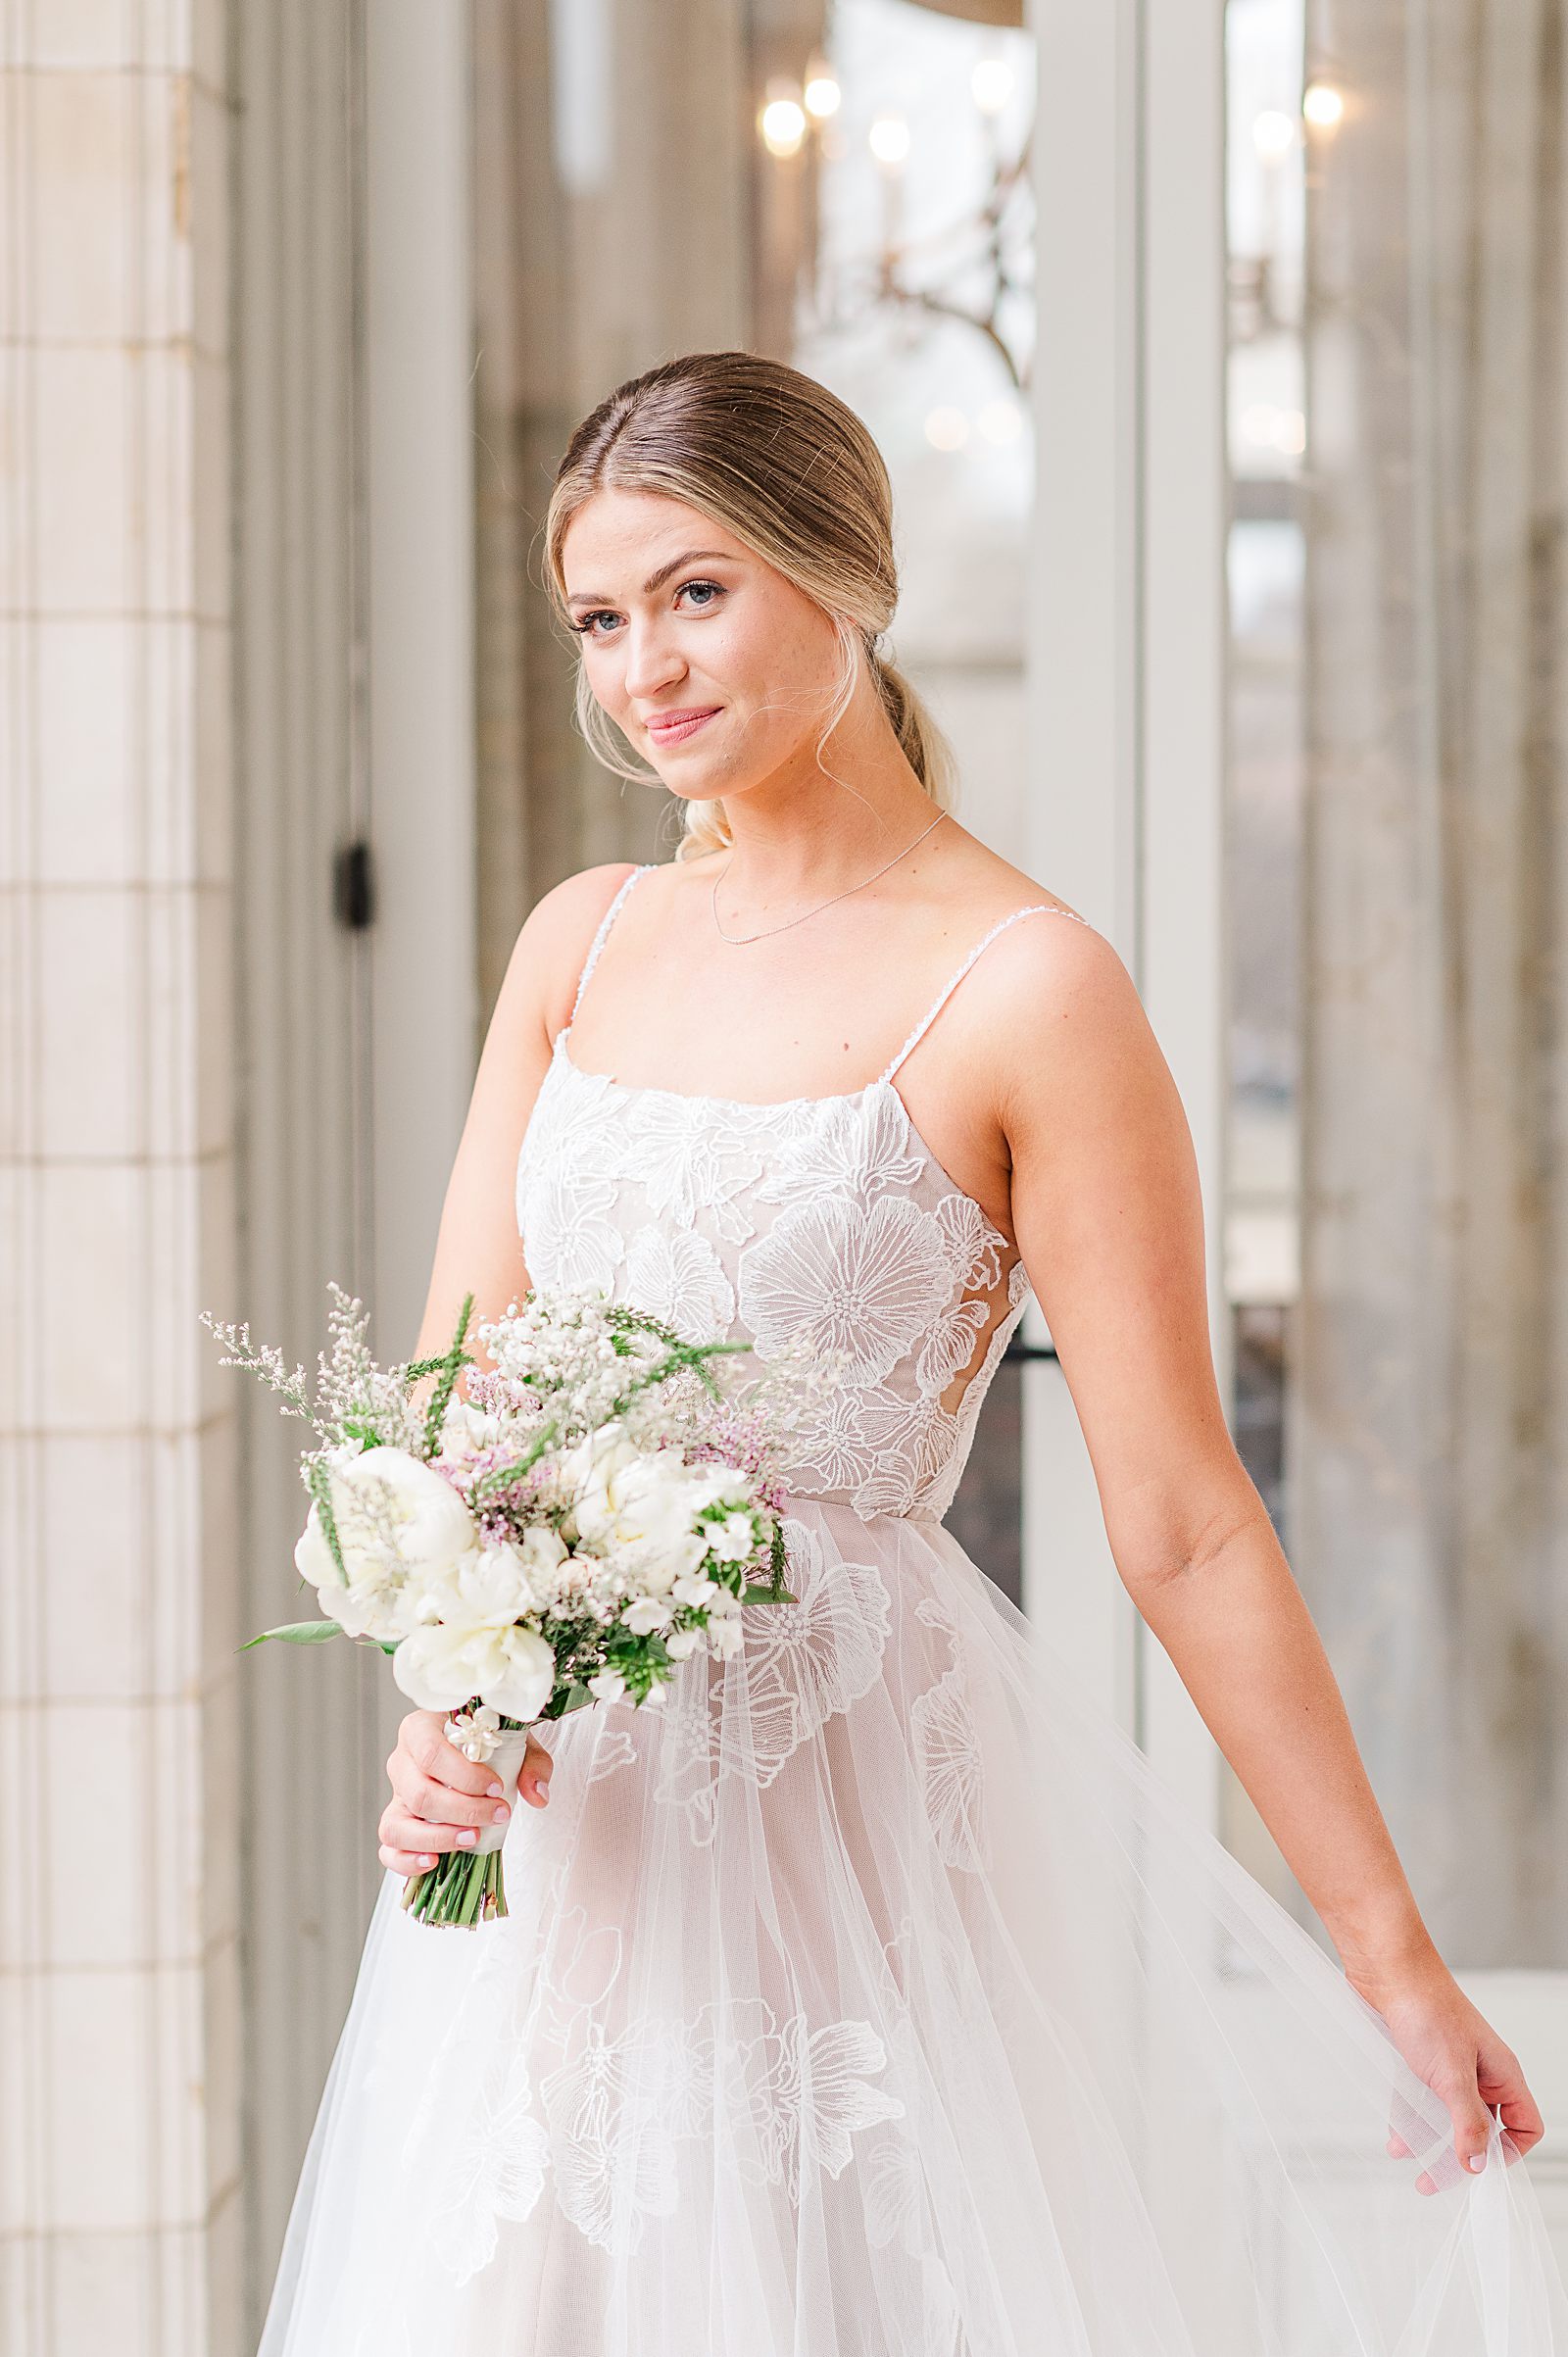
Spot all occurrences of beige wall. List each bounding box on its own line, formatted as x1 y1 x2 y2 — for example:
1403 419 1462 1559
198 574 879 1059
0 6 244 2349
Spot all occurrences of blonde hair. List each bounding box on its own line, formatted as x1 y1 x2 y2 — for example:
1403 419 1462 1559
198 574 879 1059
543 350 956 860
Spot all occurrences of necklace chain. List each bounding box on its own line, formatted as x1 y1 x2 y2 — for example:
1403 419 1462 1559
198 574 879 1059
710 810 948 946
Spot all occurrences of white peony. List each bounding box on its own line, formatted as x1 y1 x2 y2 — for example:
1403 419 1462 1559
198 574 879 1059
302 1445 476 1587
294 1503 398 1640
408 1534 565 1634
392 1618 557 1719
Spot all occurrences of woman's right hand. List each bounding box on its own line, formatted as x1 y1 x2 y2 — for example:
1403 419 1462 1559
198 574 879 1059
377 1707 555 1878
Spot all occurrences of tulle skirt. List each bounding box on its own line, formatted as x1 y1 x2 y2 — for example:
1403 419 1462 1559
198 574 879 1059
258 1501 1567 2354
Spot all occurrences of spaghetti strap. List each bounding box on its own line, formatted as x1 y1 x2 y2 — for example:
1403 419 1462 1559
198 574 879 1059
879 902 1093 1085
568 863 655 1024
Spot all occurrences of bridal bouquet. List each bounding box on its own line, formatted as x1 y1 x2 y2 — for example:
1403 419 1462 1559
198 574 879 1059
203 1283 795 1927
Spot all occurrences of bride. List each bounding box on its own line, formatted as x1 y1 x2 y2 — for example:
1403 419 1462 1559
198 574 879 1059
261 351 1564 2352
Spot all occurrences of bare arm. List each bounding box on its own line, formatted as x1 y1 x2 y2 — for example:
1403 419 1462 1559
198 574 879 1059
379 861 636 1876
406 860 639 1365
997 921 1542 2177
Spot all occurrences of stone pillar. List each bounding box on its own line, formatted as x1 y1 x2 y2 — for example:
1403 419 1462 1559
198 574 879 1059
0 8 244 2349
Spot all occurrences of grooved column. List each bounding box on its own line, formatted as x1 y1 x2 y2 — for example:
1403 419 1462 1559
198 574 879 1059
0 7 243 2350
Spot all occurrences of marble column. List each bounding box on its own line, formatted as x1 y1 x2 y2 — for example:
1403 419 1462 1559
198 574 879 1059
0 6 244 2348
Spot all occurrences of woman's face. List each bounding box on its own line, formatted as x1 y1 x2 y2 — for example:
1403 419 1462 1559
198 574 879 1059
561 488 847 807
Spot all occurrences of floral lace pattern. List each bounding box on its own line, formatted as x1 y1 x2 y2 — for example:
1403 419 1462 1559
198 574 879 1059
426 1901 906 2276
516 1042 1031 1521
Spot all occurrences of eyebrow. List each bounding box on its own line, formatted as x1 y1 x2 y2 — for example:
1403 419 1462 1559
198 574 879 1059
564 549 738 609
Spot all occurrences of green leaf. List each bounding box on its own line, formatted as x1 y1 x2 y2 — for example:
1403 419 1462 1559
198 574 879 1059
419 1292 475 1460
742 1582 796 1605
239 1618 346 1650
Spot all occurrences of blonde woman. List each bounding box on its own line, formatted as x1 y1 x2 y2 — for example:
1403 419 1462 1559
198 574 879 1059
259 353 1564 2353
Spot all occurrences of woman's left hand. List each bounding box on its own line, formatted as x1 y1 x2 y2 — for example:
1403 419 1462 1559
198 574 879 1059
1347 1948 1545 2192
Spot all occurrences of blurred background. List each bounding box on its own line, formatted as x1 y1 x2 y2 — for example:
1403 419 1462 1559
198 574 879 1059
3 0 1567 2346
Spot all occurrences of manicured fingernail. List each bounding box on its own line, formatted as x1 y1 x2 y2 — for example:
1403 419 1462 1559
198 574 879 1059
1467 2152 1487 2173
487 1782 504 1797
458 1829 477 1847
492 1804 510 1823
420 1854 436 1869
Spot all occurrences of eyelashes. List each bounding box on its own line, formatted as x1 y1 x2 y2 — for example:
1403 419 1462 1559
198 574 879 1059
570 578 726 640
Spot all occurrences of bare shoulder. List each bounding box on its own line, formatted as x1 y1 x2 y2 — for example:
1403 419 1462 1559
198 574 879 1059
496 859 646 1038
922 850 1164 1133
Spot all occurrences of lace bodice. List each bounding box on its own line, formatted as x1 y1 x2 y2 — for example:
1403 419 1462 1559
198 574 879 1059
514 865 1091 1522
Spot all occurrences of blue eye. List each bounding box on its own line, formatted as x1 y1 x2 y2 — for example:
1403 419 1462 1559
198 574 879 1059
570 578 725 639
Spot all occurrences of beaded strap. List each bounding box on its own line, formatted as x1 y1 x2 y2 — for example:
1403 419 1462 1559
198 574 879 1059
879 903 1092 1084
568 864 655 1023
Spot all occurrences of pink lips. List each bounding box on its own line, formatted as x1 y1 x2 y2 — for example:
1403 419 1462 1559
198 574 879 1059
646 707 720 746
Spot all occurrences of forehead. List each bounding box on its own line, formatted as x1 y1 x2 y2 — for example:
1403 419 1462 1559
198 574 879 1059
561 487 749 584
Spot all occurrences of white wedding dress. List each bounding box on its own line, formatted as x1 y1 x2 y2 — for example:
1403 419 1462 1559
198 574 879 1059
260 866 1567 2354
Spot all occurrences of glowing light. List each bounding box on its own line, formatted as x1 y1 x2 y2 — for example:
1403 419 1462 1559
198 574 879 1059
868 115 910 167
925 407 969 452
760 93 807 158
977 398 1022 444
1302 81 1345 129
971 58 1014 118
1252 109 1296 163
803 57 841 120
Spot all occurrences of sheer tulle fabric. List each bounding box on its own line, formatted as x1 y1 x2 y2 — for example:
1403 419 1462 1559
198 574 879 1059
258 875 1567 2350
261 1501 1563 2354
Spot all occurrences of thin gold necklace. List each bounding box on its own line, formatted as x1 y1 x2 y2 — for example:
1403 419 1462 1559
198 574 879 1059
710 810 948 946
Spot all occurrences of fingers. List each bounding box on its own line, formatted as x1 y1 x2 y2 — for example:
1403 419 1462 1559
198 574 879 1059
388 1765 511 1832
517 1732 554 1809
1483 2052 1544 2163
378 1840 439 1879
401 1709 506 1798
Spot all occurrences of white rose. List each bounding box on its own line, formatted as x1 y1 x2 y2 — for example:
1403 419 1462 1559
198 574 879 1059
587 1666 626 1702
392 1620 557 1720
622 1594 674 1635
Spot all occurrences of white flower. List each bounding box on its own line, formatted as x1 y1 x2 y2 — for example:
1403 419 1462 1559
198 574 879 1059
393 1620 557 1719
409 1529 569 1635
707 1511 758 1564
566 1434 711 1591
586 1666 626 1703
672 1569 719 1608
436 1400 507 1462
664 1626 704 1660
298 1447 478 1641
707 1612 745 1659
622 1594 674 1635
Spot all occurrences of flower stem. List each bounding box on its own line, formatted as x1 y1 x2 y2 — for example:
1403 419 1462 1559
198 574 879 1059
399 1843 509 1929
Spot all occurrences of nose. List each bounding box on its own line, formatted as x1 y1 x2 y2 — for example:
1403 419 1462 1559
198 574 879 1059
621 618 687 703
